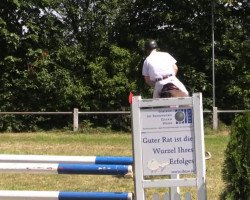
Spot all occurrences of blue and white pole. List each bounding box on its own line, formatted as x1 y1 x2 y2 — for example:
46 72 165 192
0 155 133 165
0 191 133 200
0 163 133 176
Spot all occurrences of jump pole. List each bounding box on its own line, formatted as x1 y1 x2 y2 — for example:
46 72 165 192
0 154 133 165
0 191 133 200
0 163 133 176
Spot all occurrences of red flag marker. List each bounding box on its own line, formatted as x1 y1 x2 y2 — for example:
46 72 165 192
128 92 133 104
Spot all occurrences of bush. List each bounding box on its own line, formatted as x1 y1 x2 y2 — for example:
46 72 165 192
221 112 250 200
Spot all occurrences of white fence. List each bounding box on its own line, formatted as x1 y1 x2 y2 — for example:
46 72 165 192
0 109 248 131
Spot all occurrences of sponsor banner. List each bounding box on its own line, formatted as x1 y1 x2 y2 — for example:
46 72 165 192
140 107 196 175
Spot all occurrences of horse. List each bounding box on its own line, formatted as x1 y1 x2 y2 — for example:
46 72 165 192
160 83 189 98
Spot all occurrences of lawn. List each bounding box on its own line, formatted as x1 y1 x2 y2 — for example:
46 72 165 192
0 131 229 199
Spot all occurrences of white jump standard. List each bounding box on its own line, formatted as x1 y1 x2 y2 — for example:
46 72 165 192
131 93 207 200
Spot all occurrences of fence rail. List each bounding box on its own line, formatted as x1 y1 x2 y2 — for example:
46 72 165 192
0 112 72 115
0 108 248 131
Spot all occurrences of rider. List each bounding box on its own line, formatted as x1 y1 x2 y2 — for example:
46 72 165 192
142 39 189 98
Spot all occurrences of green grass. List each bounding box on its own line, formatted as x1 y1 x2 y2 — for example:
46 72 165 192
0 131 229 199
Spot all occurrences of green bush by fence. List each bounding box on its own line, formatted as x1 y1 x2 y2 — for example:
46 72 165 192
221 112 250 200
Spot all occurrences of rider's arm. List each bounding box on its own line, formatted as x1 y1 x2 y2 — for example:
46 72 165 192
173 64 178 75
144 76 155 87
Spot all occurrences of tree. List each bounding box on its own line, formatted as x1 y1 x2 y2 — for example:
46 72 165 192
0 0 90 130
0 0 248 131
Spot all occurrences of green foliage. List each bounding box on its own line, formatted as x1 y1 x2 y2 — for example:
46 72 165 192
0 0 248 131
89 45 137 108
221 112 250 199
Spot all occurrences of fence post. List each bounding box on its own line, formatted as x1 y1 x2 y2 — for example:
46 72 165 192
73 108 79 132
212 107 218 130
